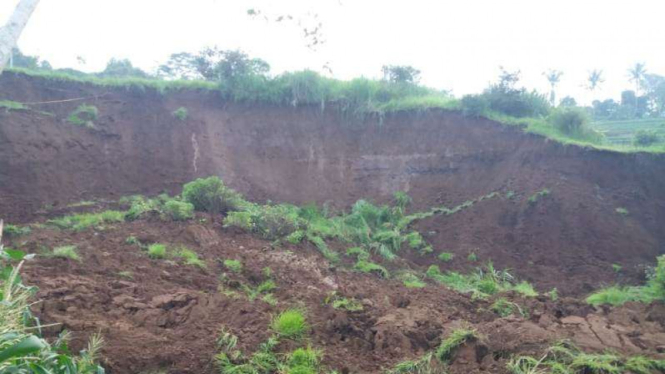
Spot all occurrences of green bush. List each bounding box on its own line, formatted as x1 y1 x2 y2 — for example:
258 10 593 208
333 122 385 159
634 130 660 146
182 176 244 214
67 104 98 128
460 94 490 117
438 252 454 262
3 224 31 237
51 245 81 261
225 204 302 240
172 107 188 121
548 107 592 137
163 200 194 221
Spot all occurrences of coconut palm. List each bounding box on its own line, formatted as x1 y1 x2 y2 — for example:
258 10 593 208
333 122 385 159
586 70 604 118
0 0 41 75
628 62 647 111
543 69 563 105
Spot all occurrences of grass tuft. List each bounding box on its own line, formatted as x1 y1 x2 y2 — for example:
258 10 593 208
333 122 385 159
50 245 81 261
147 244 168 259
271 309 308 339
435 328 478 363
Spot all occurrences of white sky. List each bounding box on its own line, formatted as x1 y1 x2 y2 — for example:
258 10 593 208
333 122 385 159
2 0 664 104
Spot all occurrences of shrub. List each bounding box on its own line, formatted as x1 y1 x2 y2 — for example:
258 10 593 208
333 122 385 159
634 130 660 146
163 200 195 221
172 107 188 121
225 204 301 240
548 107 590 136
460 94 490 117
51 245 80 261
482 86 550 118
438 252 454 262
182 176 244 214
271 309 308 339
67 104 98 128
223 259 243 273
147 244 168 259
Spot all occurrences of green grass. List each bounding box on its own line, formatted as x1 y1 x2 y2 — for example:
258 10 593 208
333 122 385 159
387 352 435 374
3 224 31 237
467 252 478 262
147 244 168 259
48 210 125 231
587 254 665 307
592 118 665 146
426 263 537 299
438 252 454 262
175 247 205 268
271 309 308 339
491 298 518 317
0 100 28 111
400 272 427 288
507 342 665 374
435 327 477 362
512 281 538 297
50 245 81 261
612 263 622 273
354 260 389 278
223 259 243 273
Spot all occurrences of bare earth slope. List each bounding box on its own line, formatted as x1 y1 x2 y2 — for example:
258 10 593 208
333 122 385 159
1 71 665 297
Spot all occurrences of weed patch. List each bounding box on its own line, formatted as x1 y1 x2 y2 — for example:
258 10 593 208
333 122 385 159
67 104 98 128
50 245 81 261
436 327 478 363
48 210 125 231
271 309 308 339
147 244 168 259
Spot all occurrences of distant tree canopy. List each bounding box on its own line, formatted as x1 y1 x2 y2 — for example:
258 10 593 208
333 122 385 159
158 48 270 84
10 47 51 70
381 65 421 84
98 58 149 78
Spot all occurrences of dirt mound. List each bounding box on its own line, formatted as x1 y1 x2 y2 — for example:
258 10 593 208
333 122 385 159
7 217 664 374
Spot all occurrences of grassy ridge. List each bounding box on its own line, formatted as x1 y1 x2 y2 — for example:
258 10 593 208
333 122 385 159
5 68 665 154
592 118 665 145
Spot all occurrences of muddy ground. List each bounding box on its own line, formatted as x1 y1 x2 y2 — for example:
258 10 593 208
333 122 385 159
6 210 665 374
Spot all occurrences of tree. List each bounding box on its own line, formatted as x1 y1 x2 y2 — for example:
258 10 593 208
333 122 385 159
543 69 563 105
0 0 41 75
98 58 149 78
559 96 577 107
585 69 604 118
628 62 647 97
381 65 421 84
158 52 200 80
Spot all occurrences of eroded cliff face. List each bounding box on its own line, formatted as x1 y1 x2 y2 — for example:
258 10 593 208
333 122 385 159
1 71 664 293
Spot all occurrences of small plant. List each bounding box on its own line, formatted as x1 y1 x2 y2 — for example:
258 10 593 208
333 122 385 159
271 309 308 339
147 243 168 259
505 190 516 199
512 281 538 297
612 263 622 273
172 107 188 121
438 252 454 262
48 210 125 231
262 294 278 306
176 247 206 268
548 288 559 301
2 224 31 237
67 104 98 128
223 259 243 273
125 236 140 246
435 327 478 363
491 297 517 317
615 207 629 216
163 200 195 221
354 260 389 278
467 252 478 262
387 352 435 374
401 272 427 288
0 100 28 111
528 189 551 204
51 245 81 261
118 271 133 279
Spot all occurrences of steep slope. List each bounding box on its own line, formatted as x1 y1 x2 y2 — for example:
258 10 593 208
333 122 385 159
1 71 665 294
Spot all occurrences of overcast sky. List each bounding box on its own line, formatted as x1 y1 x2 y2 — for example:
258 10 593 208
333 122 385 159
2 0 664 104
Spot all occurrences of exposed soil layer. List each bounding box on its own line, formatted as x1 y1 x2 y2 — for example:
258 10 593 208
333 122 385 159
8 216 665 374
1 71 665 296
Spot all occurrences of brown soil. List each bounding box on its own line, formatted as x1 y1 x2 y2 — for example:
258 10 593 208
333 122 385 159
8 215 665 374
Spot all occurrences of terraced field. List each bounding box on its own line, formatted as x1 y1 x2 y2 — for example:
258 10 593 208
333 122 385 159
592 118 665 145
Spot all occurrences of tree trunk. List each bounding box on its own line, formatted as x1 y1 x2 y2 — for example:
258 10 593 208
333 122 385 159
0 0 41 75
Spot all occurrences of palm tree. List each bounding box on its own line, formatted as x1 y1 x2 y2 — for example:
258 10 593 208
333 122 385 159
628 62 647 112
0 0 41 75
543 69 563 105
586 69 604 117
